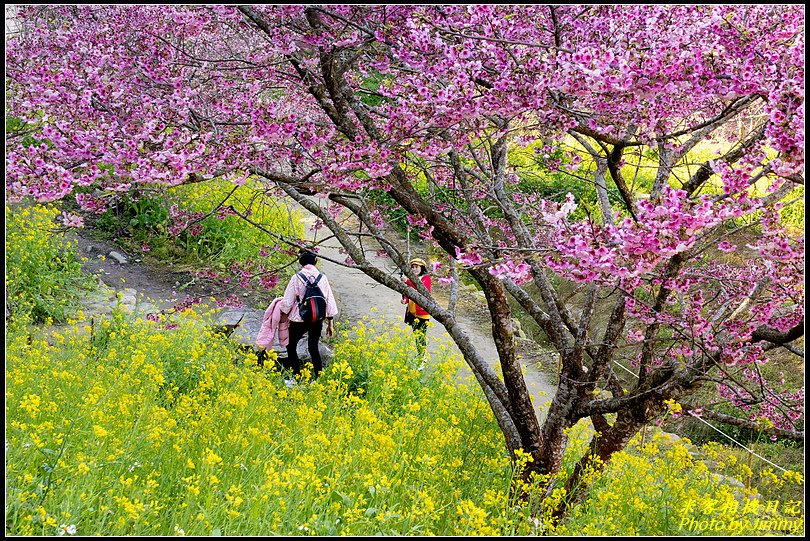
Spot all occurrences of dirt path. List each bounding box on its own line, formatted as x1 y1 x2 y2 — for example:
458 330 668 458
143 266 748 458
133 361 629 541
70 200 558 418
297 206 557 418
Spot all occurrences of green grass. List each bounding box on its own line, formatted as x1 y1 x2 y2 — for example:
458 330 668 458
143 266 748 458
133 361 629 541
5 202 99 324
82 178 305 307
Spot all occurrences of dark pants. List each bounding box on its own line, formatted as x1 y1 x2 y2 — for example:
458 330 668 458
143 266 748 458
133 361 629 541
407 317 429 358
287 320 324 378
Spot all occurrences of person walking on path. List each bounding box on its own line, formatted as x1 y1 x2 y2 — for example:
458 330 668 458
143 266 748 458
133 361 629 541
279 250 338 382
401 257 432 364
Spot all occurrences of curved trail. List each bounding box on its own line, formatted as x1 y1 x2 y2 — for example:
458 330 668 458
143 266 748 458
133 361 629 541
297 206 557 419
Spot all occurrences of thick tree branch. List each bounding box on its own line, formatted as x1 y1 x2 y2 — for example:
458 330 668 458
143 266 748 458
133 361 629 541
751 318 804 345
681 123 767 196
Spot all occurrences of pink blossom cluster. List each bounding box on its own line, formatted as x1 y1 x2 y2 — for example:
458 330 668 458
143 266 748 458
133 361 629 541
531 187 764 287
60 212 84 228
6 5 804 205
172 296 202 313
258 274 279 291
167 205 205 237
717 380 804 432
488 261 532 284
75 193 110 214
214 295 244 309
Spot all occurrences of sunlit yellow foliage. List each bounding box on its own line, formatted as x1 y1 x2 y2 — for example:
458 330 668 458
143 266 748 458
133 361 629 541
7 308 805 535
6 203 96 323
171 177 304 267
5 292 803 535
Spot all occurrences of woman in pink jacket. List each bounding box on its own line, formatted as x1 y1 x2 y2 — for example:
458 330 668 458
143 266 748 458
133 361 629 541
278 250 338 381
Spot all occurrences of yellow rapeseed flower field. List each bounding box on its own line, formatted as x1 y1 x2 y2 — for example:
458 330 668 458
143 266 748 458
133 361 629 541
5 211 804 536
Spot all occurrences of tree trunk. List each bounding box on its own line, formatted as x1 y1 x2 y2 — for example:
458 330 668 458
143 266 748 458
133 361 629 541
551 411 648 522
475 272 544 456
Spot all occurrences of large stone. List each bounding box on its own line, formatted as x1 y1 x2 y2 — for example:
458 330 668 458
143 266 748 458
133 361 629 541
216 308 264 346
79 286 156 316
213 308 332 367
659 431 683 444
711 472 746 489
108 250 128 264
683 443 702 459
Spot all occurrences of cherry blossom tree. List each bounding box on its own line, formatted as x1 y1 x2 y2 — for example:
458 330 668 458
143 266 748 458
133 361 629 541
6 5 804 518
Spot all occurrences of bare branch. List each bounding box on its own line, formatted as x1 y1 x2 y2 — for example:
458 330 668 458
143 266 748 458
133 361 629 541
681 407 803 443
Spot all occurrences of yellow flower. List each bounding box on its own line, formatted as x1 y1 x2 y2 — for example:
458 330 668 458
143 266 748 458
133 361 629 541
782 470 803 485
663 398 682 414
93 425 108 438
226 485 244 508
455 499 498 536
202 448 223 467
114 496 145 521
20 394 42 416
